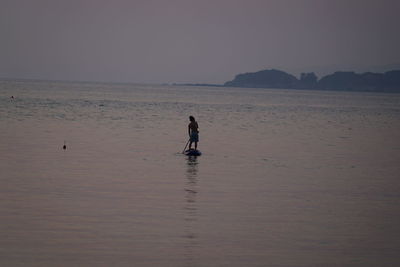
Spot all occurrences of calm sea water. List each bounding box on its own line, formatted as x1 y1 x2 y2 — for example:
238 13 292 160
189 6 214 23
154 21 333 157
1 80 400 266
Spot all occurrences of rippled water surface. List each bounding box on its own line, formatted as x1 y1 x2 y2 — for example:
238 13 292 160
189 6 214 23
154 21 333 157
1 80 400 266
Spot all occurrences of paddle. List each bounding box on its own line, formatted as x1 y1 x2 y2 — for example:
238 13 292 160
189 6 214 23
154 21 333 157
182 139 190 154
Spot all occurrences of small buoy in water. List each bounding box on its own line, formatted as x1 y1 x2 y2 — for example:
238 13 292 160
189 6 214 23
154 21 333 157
63 140 66 150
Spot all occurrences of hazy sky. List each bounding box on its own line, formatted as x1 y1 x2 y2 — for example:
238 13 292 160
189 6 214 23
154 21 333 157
1 0 399 83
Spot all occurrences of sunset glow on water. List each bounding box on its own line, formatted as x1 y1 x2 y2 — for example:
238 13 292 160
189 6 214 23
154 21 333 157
1 81 400 266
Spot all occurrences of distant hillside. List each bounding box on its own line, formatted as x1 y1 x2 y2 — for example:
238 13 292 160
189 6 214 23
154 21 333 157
224 69 298 89
223 69 400 92
318 71 400 92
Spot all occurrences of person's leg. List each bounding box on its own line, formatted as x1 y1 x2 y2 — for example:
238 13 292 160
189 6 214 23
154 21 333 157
189 141 193 150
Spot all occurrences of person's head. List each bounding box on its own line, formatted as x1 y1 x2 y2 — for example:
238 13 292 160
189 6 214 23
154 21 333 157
189 116 195 122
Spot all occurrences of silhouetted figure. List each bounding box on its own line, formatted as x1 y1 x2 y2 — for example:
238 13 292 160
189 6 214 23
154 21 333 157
188 116 199 150
11 96 14 99
63 140 66 150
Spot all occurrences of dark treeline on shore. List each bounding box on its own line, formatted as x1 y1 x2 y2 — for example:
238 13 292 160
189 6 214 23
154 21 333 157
224 69 400 92
177 69 400 93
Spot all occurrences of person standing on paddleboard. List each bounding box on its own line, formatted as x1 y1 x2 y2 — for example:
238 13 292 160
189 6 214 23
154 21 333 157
188 116 199 150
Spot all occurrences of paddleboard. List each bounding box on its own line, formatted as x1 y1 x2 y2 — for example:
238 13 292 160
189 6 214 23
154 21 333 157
185 149 202 156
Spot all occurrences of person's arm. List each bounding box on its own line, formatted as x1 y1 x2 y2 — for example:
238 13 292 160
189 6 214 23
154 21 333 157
188 125 191 136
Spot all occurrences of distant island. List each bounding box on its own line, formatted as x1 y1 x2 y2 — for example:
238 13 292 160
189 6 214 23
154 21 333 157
178 69 400 93
225 69 400 92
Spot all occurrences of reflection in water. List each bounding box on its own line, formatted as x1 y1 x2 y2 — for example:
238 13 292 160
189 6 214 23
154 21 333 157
183 156 199 267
